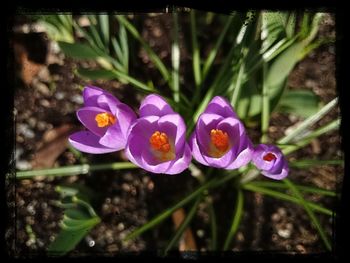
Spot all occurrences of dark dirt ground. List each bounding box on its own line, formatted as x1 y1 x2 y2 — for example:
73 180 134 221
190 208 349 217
6 12 343 257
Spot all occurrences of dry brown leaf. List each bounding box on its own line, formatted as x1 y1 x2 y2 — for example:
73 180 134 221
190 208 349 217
171 208 197 251
14 42 44 85
31 124 78 169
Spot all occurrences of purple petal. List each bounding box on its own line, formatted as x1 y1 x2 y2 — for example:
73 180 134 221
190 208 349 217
77 107 110 137
140 149 172 174
97 93 120 113
252 144 289 180
139 94 174 117
225 136 254 169
99 124 126 150
189 133 208 166
83 86 105 107
195 113 224 153
69 131 117 154
158 113 186 148
252 145 277 171
125 116 160 167
166 143 192 174
204 96 238 118
115 103 137 138
262 164 289 180
202 147 235 168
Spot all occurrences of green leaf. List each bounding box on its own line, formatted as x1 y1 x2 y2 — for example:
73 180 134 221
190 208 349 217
265 41 305 90
282 119 340 155
277 89 321 118
65 208 91 220
58 41 100 59
49 216 100 256
285 13 296 38
77 68 116 80
261 11 288 53
48 187 100 256
278 98 338 144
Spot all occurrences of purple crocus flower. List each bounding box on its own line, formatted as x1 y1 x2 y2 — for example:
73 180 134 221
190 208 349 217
69 86 137 154
125 94 191 174
252 144 289 180
189 96 253 169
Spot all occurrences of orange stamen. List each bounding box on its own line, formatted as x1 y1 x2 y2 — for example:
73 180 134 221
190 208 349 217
263 152 277 162
95 112 116 127
210 129 229 153
149 131 171 153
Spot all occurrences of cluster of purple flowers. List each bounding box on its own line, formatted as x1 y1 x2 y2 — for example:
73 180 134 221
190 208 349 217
69 86 288 180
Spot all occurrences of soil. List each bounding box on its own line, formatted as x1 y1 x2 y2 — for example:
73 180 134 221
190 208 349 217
6 12 342 257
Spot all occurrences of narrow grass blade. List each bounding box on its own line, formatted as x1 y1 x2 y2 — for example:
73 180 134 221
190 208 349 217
208 202 218 251
124 170 242 242
278 98 338 144
202 15 234 80
87 15 106 50
116 15 170 83
163 196 202 255
110 70 156 93
171 12 180 107
249 181 336 197
97 14 110 48
223 189 244 250
282 119 340 155
15 162 138 179
261 62 269 143
284 179 332 251
242 184 334 216
190 11 201 88
124 180 212 241
290 159 343 169
119 23 129 72
230 53 246 108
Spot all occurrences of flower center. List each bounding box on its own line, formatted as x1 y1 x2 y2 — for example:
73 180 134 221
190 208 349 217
263 152 277 162
149 131 175 162
95 112 116 128
210 129 229 152
150 131 171 153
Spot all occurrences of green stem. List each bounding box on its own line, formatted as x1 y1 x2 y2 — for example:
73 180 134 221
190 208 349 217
223 189 244 250
208 202 217 251
15 162 138 179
